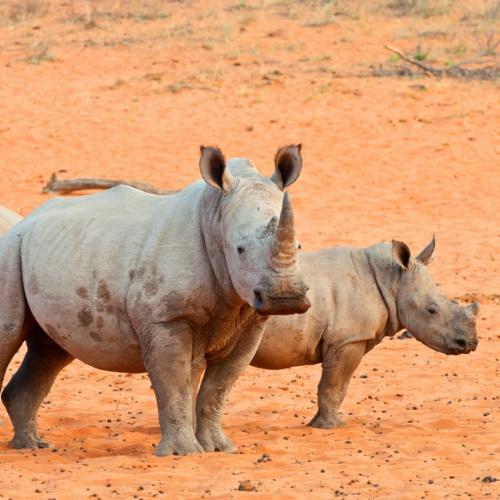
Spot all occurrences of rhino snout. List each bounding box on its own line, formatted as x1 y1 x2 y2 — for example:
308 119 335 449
253 287 310 316
446 333 478 355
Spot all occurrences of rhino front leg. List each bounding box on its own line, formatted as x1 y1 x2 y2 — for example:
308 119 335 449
2 326 74 449
196 322 265 453
140 321 203 456
309 341 366 429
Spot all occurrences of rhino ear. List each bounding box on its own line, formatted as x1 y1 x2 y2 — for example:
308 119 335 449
392 240 411 270
416 235 436 265
467 302 479 317
199 146 234 193
271 144 302 190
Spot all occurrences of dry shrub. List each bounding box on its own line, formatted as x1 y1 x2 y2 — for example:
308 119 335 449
63 0 171 24
0 0 51 24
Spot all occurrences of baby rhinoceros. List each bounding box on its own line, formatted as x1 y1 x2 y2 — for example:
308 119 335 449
252 237 479 428
0 145 310 456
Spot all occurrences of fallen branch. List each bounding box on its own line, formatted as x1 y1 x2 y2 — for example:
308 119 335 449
384 44 444 76
383 44 499 80
42 173 175 195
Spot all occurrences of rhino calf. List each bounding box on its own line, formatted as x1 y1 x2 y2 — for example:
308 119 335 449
252 238 479 428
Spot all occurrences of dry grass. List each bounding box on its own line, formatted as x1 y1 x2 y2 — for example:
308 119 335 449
0 0 171 26
0 0 50 25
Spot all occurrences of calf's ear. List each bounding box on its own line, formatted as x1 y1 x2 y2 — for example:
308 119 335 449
416 235 436 265
199 146 234 193
392 240 411 270
271 144 303 190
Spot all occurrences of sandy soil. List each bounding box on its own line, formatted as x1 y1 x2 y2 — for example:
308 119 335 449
0 1 498 498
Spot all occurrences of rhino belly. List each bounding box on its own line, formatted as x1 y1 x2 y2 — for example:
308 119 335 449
29 294 145 372
252 316 313 369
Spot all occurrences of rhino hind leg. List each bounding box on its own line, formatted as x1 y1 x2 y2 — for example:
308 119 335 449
309 341 366 429
2 324 73 449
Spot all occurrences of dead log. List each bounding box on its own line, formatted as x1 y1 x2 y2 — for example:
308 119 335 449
42 173 176 195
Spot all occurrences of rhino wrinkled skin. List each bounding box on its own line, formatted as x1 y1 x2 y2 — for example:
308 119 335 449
0 145 310 455
252 238 479 428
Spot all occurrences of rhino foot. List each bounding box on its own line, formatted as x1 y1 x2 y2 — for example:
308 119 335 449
308 413 345 429
9 433 51 449
196 428 237 453
155 433 204 456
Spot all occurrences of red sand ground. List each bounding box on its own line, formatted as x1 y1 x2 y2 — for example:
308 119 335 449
0 1 498 498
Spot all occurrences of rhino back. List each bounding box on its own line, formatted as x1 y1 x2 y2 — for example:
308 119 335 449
20 183 210 372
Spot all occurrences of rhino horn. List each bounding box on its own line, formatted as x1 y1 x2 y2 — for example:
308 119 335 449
272 192 296 265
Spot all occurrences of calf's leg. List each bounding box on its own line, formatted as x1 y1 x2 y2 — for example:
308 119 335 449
2 325 74 448
309 341 366 429
140 321 203 456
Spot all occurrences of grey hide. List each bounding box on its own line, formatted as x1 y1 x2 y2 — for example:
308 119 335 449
0 145 310 455
252 238 479 429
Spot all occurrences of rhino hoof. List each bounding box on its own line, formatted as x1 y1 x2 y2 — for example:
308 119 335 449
155 436 204 456
196 431 237 453
308 414 345 429
9 434 51 449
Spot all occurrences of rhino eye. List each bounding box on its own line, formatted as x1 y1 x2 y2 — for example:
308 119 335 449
237 246 245 255
427 304 438 315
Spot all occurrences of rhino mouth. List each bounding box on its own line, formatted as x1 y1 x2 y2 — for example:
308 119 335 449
445 336 476 355
253 291 311 315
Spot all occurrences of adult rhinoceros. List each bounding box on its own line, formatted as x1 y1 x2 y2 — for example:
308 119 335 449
0 145 310 455
251 238 479 428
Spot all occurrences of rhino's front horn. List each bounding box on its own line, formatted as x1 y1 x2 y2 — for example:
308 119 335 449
272 192 296 266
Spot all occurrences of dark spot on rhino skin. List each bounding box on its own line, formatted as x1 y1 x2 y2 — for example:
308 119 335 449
27 274 39 295
144 281 159 298
160 291 184 310
96 316 104 329
129 270 135 280
1 323 16 332
78 306 94 327
97 280 111 302
89 331 102 342
76 287 88 299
